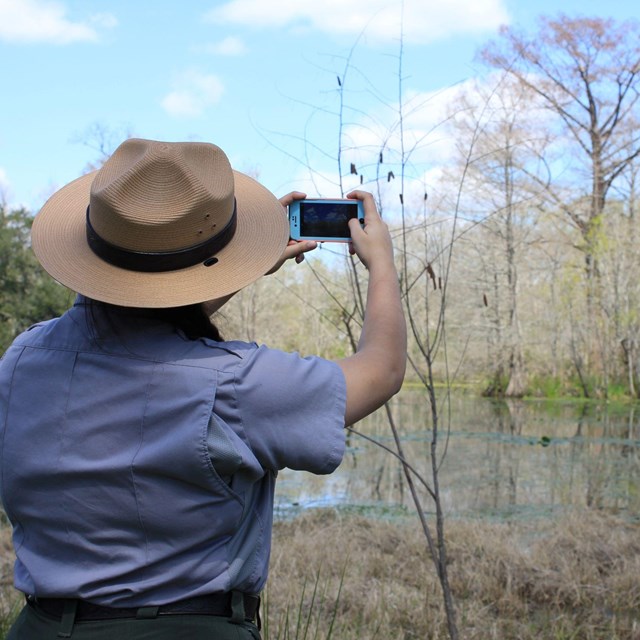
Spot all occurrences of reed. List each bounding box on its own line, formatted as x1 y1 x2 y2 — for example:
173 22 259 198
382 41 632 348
265 508 640 640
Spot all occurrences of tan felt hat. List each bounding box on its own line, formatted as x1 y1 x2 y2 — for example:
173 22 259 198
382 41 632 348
31 138 289 308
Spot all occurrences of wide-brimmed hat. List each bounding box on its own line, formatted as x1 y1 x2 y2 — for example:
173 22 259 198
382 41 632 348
31 138 289 307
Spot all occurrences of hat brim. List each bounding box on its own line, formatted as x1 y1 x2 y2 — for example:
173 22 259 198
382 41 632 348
31 170 289 308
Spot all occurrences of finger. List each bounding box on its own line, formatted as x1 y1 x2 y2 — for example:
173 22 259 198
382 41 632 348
282 240 317 261
348 216 365 242
346 190 379 224
279 191 307 208
266 240 316 274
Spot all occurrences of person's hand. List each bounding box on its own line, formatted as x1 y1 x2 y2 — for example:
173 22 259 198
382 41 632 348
346 190 394 271
266 191 318 274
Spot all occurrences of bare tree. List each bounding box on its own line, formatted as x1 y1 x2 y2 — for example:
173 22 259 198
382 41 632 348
480 15 640 394
448 77 549 396
481 15 640 268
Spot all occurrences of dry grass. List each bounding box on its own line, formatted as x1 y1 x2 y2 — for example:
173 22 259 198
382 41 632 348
266 509 640 640
0 509 638 639
0 521 20 637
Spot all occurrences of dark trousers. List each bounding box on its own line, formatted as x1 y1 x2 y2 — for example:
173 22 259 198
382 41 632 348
7 600 262 640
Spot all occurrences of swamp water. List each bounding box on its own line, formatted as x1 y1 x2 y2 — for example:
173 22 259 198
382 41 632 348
275 388 640 521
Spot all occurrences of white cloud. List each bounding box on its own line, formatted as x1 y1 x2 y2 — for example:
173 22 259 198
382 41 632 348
89 12 118 30
340 75 554 180
199 36 248 56
0 0 116 44
0 167 9 194
333 73 562 223
339 83 465 176
204 0 510 44
161 70 225 118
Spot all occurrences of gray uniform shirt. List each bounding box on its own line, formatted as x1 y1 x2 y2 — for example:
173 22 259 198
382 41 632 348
0 298 346 606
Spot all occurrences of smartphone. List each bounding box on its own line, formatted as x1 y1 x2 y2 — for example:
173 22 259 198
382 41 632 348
289 199 365 242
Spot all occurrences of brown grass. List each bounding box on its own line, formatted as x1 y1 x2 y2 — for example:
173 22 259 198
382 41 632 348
0 520 20 637
0 510 638 639
266 509 640 640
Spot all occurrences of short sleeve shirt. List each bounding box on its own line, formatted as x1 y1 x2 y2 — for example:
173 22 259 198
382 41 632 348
0 298 347 605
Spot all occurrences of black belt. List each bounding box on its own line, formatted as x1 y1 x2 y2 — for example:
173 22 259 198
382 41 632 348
27 591 260 623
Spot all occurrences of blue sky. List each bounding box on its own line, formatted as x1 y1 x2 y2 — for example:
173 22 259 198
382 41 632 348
1 0 638 213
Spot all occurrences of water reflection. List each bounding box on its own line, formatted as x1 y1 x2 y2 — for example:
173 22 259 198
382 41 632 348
275 389 640 520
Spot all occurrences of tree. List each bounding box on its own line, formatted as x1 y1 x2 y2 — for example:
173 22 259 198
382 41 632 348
481 15 640 265
448 76 550 396
307 36 463 639
480 15 640 394
0 206 73 352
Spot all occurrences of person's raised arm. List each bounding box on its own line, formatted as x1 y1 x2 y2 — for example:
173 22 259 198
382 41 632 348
337 191 407 426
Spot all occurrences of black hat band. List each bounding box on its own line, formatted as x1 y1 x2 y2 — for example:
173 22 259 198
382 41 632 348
86 200 237 273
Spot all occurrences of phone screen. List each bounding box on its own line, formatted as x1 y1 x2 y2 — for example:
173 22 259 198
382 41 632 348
299 201 360 239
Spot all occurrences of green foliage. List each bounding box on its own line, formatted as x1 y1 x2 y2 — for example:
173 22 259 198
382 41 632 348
481 373 509 398
526 373 640 402
0 206 73 353
526 375 566 399
605 382 629 402
537 435 552 447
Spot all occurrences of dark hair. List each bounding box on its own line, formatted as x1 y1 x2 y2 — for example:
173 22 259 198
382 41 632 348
84 298 223 343
151 304 223 342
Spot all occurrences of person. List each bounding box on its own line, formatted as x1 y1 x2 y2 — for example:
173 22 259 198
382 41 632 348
0 138 406 639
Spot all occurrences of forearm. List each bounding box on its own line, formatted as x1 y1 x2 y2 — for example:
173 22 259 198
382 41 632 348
339 256 407 426
357 257 407 390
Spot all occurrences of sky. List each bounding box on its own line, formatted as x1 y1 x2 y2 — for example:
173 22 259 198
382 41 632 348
1 0 639 213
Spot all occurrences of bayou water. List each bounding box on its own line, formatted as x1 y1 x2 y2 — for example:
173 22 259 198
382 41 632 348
275 387 640 521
